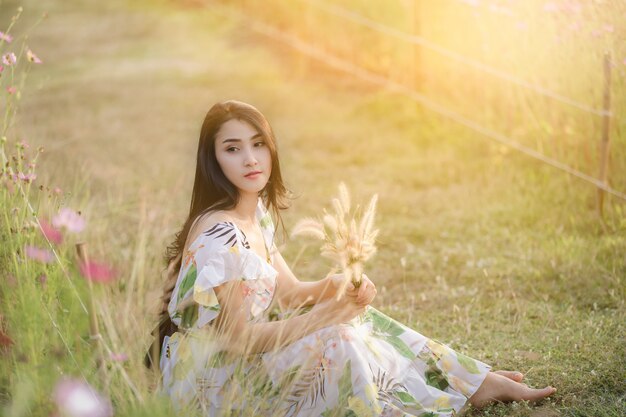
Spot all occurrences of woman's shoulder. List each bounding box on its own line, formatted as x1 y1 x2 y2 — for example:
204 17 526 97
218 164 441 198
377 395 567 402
186 211 239 252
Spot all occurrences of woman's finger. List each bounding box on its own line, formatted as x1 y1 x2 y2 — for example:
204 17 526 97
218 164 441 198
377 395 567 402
358 281 367 300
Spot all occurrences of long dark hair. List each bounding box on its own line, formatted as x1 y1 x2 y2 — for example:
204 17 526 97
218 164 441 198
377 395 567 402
144 100 292 369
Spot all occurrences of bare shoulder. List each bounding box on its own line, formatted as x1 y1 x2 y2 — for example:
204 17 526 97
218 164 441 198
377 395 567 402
185 210 236 251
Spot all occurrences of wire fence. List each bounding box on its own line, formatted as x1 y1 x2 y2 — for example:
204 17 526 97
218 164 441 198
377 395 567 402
207 0 626 202
300 0 612 118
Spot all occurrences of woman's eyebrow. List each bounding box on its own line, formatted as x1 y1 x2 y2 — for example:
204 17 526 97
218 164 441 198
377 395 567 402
221 133 262 144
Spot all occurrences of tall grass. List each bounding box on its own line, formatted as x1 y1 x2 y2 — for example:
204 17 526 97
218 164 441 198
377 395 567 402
1 0 625 416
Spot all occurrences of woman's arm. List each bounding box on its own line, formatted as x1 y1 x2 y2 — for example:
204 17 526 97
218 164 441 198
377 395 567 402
271 249 338 310
211 278 364 354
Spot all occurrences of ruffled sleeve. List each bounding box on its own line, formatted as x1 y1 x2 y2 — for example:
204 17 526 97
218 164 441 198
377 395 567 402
168 220 278 330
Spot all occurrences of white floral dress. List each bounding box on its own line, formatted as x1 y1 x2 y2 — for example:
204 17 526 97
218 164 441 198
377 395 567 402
159 198 491 416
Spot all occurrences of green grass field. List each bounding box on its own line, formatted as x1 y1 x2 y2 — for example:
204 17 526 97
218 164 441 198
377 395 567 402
1 0 625 416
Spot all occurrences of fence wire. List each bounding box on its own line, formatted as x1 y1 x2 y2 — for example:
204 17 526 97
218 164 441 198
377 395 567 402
301 0 612 118
209 1 626 201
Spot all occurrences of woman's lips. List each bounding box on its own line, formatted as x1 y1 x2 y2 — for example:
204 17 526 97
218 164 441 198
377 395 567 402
245 172 262 179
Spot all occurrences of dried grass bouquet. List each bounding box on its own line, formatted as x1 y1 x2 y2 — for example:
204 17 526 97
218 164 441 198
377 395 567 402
291 182 379 300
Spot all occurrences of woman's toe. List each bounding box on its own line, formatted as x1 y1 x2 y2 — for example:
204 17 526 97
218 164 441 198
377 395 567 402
524 386 557 402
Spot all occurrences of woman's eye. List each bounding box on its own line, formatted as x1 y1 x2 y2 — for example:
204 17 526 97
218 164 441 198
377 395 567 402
255 141 266 147
226 147 238 152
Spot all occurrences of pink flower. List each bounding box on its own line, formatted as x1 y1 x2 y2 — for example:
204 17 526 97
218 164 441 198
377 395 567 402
543 2 558 13
2 52 16 66
6 86 16 95
53 377 113 417
24 245 54 264
26 49 42 64
53 207 86 233
563 1 582 14
17 172 35 182
109 352 128 362
79 261 117 284
515 21 529 31
38 273 48 286
0 65 3 73
0 31 13 43
40 219 63 245
53 187 63 195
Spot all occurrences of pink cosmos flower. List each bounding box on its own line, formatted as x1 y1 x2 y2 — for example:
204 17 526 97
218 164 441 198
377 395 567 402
40 219 63 245
79 261 117 284
515 21 529 32
0 64 3 73
17 172 36 182
54 187 63 195
543 2 558 13
109 352 129 362
562 1 582 14
24 245 54 264
0 31 12 43
6 86 16 95
26 49 42 64
2 52 16 66
53 377 113 417
53 207 86 233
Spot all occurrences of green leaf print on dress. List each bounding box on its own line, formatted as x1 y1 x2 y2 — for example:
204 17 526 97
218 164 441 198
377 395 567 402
176 263 197 303
394 391 423 412
456 352 482 374
365 308 416 360
259 211 273 229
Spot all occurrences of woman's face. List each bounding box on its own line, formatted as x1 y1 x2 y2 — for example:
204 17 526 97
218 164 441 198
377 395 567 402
214 118 272 196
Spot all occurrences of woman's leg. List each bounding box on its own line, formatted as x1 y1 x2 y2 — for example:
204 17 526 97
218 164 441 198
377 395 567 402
468 371 556 409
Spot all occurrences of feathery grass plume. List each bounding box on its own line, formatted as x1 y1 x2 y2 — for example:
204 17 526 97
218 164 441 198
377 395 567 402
289 217 325 240
291 182 379 300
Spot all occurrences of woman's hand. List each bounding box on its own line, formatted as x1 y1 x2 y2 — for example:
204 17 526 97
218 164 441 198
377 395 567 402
329 273 377 307
354 273 377 306
311 294 366 327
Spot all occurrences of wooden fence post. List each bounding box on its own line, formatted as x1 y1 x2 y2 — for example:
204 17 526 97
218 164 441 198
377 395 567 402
597 52 612 218
410 0 421 92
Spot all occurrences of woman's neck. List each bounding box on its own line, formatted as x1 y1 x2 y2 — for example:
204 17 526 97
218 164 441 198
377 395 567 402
229 193 259 226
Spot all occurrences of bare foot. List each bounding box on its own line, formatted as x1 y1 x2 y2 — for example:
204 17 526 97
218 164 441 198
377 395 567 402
469 372 556 409
494 370 524 382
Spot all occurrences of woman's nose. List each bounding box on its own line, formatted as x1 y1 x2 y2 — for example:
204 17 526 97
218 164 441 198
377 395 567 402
244 148 258 166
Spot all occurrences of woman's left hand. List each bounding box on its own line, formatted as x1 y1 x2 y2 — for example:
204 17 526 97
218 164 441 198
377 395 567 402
329 273 377 306
351 273 377 306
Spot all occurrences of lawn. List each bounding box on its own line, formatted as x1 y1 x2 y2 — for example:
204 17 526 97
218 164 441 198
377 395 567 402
1 0 624 416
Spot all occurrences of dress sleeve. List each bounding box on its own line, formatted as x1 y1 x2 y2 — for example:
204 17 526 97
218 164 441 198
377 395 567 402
189 245 233 328
190 222 278 329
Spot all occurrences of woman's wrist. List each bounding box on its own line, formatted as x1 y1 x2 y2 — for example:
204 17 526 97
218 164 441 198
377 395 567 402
319 275 338 300
305 300 332 330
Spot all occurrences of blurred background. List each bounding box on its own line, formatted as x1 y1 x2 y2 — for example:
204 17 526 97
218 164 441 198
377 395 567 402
1 0 625 416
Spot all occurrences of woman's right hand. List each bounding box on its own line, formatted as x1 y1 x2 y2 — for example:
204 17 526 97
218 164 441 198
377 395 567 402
311 291 367 327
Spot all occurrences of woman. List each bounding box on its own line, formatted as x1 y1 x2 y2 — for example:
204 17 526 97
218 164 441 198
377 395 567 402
146 100 556 416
